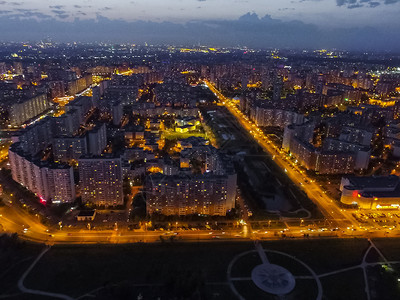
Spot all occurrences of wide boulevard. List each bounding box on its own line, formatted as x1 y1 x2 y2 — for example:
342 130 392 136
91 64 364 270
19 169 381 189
204 80 374 231
1 82 399 244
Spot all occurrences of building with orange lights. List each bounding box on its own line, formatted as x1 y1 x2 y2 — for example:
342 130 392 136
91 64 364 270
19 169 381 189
340 175 400 209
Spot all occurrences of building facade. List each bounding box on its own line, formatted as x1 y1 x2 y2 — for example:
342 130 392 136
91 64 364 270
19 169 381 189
79 155 124 206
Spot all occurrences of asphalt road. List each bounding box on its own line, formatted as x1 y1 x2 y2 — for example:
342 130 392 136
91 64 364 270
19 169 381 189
0 82 397 244
204 81 369 231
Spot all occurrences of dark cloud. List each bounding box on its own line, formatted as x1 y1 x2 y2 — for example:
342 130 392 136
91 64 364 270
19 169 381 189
0 12 398 51
336 0 399 7
51 10 67 15
50 9 69 19
73 5 91 9
238 12 261 22
16 8 38 12
49 5 65 10
348 3 364 8
8 10 52 19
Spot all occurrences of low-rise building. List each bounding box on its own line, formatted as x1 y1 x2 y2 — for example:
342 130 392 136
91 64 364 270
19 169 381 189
340 175 400 209
77 210 96 221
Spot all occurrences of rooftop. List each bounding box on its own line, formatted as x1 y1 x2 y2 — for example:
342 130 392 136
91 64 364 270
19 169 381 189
345 175 399 190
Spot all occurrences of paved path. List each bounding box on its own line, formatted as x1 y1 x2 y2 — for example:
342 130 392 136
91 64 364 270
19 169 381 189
227 243 323 300
18 246 75 300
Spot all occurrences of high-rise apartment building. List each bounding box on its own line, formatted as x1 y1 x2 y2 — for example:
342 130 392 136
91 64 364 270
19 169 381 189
9 93 50 127
78 155 124 206
87 123 107 155
65 96 93 124
146 173 234 216
53 135 88 163
9 143 75 203
15 117 53 155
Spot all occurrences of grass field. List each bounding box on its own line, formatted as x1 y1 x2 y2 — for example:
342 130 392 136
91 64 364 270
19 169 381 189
1 237 400 299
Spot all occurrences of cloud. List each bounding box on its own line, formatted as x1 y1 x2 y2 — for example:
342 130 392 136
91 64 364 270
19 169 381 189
336 0 399 8
16 8 38 12
0 12 398 51
51 10 67 15
74 4 91 9
50 9 69 19
49 5 64 10
7 10 52 19
348 3 364 8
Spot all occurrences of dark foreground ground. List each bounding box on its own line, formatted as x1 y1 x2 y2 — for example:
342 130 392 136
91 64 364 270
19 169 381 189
1 236 400 300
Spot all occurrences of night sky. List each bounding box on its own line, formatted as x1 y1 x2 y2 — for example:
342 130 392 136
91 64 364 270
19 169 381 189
0 0 399 50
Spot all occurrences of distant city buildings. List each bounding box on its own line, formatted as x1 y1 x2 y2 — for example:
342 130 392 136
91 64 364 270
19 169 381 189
5 93 50 127
280 111 374 174
3 43 400 215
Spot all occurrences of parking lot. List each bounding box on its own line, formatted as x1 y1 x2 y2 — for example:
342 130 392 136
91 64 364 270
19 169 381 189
352 211 400 230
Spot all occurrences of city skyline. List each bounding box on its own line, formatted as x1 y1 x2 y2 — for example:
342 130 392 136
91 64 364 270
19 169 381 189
0 0 399 50
0 0 399 25
1 2 400 298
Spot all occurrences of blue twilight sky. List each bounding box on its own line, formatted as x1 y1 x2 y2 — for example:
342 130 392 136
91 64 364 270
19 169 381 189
0 0 399 50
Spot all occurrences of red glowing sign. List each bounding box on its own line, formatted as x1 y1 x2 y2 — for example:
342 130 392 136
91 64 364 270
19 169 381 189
39 196 47 205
